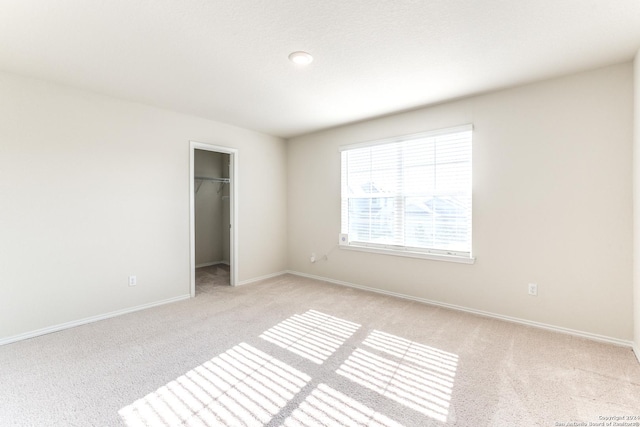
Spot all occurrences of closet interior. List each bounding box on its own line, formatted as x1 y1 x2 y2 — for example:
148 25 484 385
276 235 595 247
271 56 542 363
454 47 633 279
194 149 231 291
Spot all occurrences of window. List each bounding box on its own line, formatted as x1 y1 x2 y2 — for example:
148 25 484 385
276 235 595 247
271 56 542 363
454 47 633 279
340 124 473 262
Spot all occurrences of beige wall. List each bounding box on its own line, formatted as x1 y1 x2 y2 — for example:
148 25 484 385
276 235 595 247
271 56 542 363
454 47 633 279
288 63 634 341
221 153 231 265
0 61 634 346
0 71 287 341
634 50 640 357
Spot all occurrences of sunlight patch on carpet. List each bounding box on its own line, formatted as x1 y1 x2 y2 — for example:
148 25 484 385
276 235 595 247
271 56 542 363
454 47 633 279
260 310 360 364
119 342 310 426
337 330 458 423
281 383 405 427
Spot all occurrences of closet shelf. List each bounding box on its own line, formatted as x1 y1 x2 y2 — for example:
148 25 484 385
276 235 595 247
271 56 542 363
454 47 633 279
194 176 230 195
195 176 230 183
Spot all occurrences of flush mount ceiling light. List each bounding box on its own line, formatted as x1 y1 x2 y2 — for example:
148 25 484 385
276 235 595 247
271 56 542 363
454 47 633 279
288 51 313 66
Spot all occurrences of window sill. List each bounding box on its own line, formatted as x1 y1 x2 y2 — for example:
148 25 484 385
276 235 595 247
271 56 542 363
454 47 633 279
339 244 476 264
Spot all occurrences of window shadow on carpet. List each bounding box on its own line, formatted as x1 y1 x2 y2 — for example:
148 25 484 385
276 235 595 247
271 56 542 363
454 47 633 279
119 310 458 426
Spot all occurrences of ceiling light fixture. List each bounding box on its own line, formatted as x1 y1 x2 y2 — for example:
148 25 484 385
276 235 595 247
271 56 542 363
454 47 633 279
288 51 313 66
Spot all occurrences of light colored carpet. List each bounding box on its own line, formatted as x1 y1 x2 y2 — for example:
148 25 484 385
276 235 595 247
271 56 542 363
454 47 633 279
1 272 639 426
195 264 231 294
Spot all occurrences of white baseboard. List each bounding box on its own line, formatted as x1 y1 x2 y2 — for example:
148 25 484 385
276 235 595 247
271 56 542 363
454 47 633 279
634 344 640 364
0 294 190 347
195 261 229 268
287 270 634 349
236 271 288 286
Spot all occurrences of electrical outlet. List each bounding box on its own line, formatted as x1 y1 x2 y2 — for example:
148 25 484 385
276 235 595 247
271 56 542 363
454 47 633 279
310 253 316 263
528 283 537 296
129 275 137 287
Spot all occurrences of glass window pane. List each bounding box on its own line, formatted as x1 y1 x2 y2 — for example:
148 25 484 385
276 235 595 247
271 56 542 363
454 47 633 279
348 197 395 244
342 126 472 255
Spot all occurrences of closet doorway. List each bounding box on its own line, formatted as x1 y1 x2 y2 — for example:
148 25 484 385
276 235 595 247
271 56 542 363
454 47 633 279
190 142 238 296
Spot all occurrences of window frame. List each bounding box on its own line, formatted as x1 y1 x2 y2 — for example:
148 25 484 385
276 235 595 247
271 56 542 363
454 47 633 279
339 124 475 264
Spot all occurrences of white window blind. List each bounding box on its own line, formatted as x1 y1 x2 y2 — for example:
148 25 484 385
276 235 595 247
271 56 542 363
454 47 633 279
340 125 472 258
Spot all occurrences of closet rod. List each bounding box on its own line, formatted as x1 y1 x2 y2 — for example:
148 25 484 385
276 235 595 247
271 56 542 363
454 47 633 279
194 176 230 183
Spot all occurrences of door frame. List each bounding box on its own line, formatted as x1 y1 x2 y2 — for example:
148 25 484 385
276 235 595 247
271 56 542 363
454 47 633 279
190 141 238 295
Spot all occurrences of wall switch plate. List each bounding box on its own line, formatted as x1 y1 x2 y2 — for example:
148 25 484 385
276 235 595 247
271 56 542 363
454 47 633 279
528 283 537 296
129 275 137 287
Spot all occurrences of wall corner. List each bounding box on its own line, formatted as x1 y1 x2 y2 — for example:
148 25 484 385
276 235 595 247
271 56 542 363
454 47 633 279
633 48 640 362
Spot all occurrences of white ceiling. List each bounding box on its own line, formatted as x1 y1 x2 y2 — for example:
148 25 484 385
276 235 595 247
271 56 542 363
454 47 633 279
1 1 640 138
